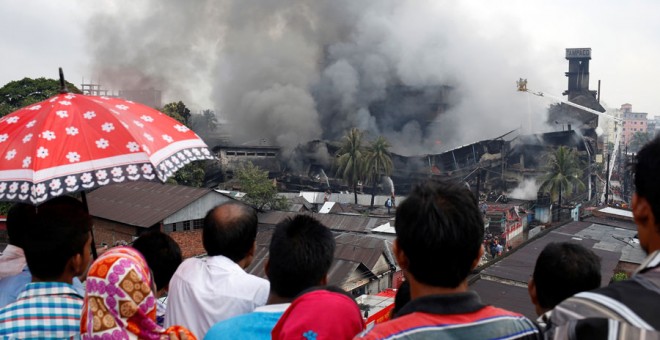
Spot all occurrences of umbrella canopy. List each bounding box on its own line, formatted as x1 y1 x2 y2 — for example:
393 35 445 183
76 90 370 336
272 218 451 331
0 92 213 204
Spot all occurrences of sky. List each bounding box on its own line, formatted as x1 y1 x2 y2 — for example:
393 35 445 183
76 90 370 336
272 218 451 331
0 0 658 151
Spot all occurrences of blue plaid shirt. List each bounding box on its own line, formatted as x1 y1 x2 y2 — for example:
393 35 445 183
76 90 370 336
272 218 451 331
0 281 83 339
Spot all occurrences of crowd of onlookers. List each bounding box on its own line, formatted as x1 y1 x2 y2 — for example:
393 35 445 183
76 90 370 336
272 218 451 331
1 135 659 339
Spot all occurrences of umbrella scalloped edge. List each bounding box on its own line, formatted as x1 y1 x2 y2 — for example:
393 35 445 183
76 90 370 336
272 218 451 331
0 147 214 204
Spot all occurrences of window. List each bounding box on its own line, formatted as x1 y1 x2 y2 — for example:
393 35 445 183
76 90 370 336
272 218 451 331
226 151 236 156
193 219 203 229
183 220 191 231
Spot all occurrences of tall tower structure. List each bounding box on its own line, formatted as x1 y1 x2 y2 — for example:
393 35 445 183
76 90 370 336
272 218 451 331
563 48 596 100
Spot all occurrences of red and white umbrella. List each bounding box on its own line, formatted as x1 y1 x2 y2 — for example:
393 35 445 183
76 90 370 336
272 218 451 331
0 91 213 204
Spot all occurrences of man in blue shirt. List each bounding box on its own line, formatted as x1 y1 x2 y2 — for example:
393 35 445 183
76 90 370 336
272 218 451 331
0 203 32 308
0 196 92 339
205 215 336 340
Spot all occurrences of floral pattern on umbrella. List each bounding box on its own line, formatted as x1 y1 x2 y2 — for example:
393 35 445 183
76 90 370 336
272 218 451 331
0 93 213 204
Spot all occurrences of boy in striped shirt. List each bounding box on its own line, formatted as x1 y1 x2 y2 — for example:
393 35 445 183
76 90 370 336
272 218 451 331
0 196 92 339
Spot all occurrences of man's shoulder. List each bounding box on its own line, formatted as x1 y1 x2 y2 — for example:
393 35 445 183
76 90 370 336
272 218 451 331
205 311 281 340
552 278 660 330
356 309 539 339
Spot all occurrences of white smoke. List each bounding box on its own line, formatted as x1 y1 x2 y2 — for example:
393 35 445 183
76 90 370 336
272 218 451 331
508 178 540 200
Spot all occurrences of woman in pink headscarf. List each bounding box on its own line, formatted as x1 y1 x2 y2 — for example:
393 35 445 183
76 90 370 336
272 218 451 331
81 247 195 340
272 288 365 339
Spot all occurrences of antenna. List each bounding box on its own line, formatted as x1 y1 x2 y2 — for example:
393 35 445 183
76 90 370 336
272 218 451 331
58 67 68 94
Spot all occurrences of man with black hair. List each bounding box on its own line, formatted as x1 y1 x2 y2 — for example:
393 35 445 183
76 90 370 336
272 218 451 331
528 242 601 329
165 202 269 338
204 214 336 339
131 230 183 326
549 136 660 338
0 203 32 308
356 180 540 339
0 196 92 339
132 230 183 295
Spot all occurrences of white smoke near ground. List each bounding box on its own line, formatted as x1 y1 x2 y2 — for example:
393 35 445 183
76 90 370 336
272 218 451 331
83 0 559 154
508 178 540 200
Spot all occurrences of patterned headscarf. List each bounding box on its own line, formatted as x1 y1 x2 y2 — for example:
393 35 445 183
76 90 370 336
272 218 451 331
81 247 195 339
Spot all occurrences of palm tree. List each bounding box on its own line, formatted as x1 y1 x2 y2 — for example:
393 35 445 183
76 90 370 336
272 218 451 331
336 128 366 204
629 132 651 153
365 136 394 207
540 146 585 212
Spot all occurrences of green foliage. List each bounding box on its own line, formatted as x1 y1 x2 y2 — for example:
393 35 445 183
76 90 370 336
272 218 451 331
335 128 367 204
169 161 207 187
237 162 289 211
364 136 394 207
189 109 218 136
612 271 628 282
0 202 11 216
540 146 585 206
629 132 651 153
0 77 81 117
161 101 191 126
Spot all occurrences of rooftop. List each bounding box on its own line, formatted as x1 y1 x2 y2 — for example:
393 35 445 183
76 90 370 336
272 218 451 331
87 182 215 228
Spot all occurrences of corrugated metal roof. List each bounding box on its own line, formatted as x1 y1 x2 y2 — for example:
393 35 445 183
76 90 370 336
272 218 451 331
87 182 213 228
245 228 392 289
470 280 537 320
258 211 386 233
335 233 393 271
474 220 628 317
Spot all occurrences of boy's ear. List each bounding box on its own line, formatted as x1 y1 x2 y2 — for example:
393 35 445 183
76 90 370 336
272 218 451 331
69 253 85 277
264 258 270 278
393 239 409 271
528 277 538 306
470 244 484 271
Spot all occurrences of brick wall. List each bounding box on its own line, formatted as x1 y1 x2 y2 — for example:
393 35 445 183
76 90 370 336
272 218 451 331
92 218 139 246
169 230 205 259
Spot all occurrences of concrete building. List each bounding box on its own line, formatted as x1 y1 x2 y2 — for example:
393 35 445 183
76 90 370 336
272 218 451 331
621 104 648 146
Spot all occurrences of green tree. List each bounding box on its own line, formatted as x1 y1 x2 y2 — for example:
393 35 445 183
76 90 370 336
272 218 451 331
161 101 191 126
364 136 393 207
237 162 289 211
166 161 208 187
0 77 81 117
336 128 366 204
0 202 11 216
629 132 651 153
189 109 218 137
540 146 585 210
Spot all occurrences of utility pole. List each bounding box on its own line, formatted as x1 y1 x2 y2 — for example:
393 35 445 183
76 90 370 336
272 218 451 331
605 153 611 205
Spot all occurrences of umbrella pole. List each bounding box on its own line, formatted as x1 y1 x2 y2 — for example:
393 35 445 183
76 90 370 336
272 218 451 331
80 191 99 259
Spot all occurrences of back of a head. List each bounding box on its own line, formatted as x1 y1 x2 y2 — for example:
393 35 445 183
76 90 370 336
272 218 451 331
634 136 660 229
268 215 335 298
202 202 257 262
395 180 484 288
271 289 365 340
132 230 182 292
6 202 33 249
533 242 601 309
23 196 92 280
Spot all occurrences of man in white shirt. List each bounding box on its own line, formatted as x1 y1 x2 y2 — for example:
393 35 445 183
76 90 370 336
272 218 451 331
204 215 336 340
165 202 269 338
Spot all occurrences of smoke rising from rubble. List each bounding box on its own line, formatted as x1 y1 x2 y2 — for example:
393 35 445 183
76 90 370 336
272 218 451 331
508 178 540 200
85 0 557 154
